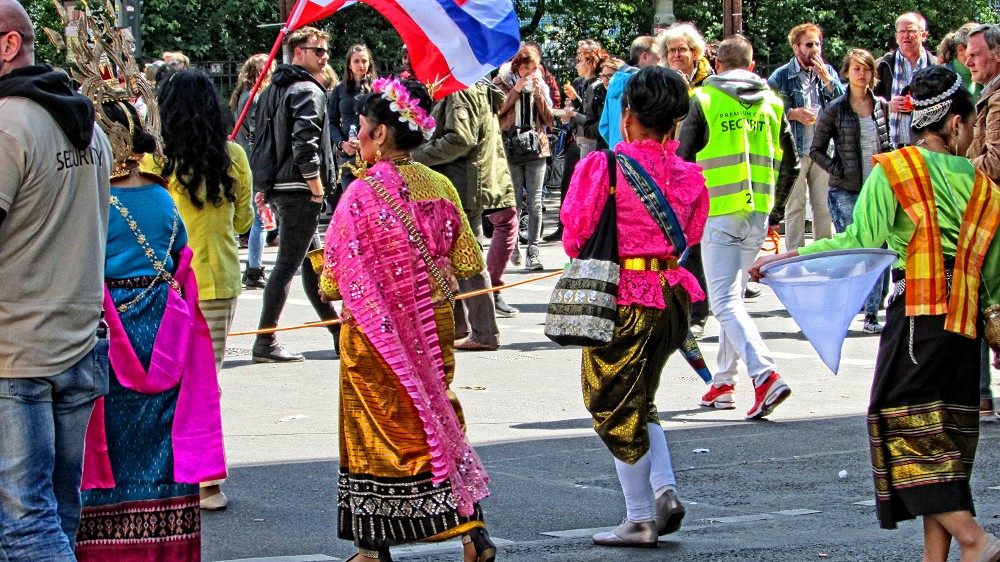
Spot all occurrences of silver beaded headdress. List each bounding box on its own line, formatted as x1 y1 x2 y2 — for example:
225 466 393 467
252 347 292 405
911 74 963 129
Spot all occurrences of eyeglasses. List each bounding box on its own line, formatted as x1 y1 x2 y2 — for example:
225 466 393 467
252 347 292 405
896 28 923 36
668 47 691 55
801 41 821 48
600 73 615 80
301 46 329 57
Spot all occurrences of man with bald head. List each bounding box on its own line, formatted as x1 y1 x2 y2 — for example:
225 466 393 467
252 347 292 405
0 0 112 558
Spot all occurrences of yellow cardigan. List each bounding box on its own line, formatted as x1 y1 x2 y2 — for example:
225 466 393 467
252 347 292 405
141 142 254 301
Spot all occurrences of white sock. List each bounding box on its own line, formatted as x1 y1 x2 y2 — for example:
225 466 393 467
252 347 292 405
614 452 655 522
647 422 677 496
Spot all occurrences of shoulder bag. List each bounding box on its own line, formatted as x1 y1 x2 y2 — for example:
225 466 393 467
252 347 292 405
544 150 619 346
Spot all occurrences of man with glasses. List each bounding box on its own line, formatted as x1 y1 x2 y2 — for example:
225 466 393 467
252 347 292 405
963 23 1000 422
0 0 113 557
875 11 937 147
250 26 339 362
767 23 844 252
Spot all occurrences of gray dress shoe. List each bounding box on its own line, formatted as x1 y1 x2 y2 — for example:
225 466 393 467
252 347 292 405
655 489 686 535
592 519 657 547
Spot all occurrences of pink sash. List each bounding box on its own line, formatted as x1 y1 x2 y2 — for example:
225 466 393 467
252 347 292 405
323 162 489 516
82 246 227 489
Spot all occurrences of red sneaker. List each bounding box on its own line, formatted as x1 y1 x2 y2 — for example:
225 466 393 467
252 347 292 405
700 384 736 409
747 372 791 419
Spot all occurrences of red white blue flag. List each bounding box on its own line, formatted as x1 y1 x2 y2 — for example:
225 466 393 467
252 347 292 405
284 0 521 98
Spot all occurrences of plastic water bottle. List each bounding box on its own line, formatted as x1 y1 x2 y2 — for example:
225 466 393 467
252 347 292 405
348 124 358 142
260 204 277 231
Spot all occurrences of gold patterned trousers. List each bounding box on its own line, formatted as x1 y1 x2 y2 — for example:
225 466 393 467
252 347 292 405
582 283 689 464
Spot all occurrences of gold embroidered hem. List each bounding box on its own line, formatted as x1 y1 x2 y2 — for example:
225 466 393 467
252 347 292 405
581 283 689 464
867 291 981 529
337 304 483 549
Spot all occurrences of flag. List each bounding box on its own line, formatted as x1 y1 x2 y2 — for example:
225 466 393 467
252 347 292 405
759 249 897 373
284 0 521 99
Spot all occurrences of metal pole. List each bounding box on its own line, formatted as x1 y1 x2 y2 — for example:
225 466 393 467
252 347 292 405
723 0 743 38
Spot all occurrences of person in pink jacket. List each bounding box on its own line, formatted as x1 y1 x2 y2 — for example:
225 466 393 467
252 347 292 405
562 66 709 548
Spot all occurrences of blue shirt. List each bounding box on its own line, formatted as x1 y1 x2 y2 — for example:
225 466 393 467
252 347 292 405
106 184 188 279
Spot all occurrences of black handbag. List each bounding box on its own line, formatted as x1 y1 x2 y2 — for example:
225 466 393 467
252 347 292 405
544 150 619 346
503 126 541 165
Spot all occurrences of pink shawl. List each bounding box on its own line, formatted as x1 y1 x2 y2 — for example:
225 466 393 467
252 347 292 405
82 246 227 489
323 161 489 517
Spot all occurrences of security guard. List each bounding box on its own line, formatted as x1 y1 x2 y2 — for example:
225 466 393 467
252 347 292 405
676 34 800 420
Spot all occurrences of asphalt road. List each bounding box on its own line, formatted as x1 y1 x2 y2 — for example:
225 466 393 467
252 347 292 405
206 230 1000 562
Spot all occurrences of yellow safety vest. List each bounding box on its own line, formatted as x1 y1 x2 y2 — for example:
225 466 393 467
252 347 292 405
691 85 784 216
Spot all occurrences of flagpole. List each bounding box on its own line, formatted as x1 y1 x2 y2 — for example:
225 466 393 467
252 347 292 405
228 0 313 141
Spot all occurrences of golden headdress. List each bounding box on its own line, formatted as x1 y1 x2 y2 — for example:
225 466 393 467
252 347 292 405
44 0 161 174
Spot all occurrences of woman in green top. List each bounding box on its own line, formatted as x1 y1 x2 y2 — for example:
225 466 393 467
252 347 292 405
752 66 1000 562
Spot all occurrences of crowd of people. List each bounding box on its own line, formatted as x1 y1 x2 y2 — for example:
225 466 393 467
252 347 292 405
2 0 1000 560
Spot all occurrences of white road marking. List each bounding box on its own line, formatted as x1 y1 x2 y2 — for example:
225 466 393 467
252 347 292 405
852 499 877 506
216 554 343 562
702 514 774 524
774 509 822 516
393 537 515 557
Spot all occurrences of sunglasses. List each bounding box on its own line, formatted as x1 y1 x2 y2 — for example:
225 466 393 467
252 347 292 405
801 41 821 48
301 46 329 57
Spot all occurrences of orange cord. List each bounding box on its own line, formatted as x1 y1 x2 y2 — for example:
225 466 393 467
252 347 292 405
761 226 781 254
227 270 564 337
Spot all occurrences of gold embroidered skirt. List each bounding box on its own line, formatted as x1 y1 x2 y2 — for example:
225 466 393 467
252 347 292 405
868 291 982 529
581 283 690 464
337 304 483 549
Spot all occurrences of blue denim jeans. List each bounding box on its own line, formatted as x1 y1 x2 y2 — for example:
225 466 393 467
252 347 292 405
247 203 265 270
828 188 886 316
0 340 109 561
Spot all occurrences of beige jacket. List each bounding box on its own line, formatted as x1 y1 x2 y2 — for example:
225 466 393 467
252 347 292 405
969 78 1000 182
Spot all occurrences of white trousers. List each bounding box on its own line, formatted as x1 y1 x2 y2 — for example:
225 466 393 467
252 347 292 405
701 212 777 387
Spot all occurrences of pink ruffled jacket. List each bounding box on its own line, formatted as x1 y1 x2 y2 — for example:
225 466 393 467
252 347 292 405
561 140 709 307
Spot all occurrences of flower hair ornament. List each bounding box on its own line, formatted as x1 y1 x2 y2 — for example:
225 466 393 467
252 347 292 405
372 77 436 140
912 74 963 129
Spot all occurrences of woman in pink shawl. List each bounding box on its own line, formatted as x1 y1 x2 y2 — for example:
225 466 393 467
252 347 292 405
320 78 495 562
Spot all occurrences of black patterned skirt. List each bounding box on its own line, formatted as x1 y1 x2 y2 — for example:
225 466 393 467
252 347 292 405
868 277 982 529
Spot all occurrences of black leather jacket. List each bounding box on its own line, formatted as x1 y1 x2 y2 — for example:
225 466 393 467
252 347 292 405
251 64 329 194
809 90 892 193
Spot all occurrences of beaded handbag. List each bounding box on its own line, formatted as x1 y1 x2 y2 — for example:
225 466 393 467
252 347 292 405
544 150 619 346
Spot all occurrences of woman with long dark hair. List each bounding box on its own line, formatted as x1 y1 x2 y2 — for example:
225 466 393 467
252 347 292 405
142 68 253 511
563 66 708 547
328 44 378 195
320 78 496 562
753 66 1000 561
231 53 276 290
78 98 226 561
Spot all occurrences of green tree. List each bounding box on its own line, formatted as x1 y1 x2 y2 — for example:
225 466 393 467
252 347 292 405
140 0 278 61
673 1 1000 75
20 0 68 68
515 0 656 84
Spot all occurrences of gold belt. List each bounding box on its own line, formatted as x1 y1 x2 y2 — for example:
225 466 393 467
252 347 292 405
620 257 678 271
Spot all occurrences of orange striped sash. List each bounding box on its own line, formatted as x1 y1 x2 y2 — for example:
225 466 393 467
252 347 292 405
873 147 1000 338
946 169 1000 337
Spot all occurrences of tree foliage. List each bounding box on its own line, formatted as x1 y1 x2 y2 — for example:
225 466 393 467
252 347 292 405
20 0 1000 82
675 0 999 75
515 0 656 83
